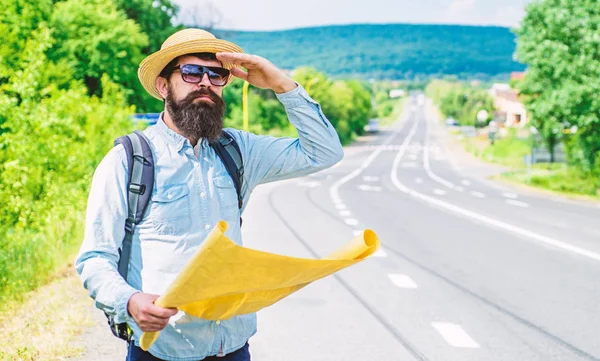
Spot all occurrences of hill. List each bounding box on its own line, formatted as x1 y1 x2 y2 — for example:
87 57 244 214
214 23 525 81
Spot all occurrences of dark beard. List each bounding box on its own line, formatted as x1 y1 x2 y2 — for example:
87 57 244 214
165 85 225 144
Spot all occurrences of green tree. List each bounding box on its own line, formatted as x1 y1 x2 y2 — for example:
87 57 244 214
515 0 600 173
0 14 134 304
0 0 53 80
48 0 152 111
112 0 180 53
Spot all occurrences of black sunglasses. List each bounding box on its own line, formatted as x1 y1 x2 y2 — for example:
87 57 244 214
169 64 230 86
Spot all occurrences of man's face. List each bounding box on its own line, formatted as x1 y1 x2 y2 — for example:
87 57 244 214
167 55 225 101
160 55 227 143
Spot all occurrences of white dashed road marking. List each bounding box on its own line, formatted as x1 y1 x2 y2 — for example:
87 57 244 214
506 199 529 208
470 191 486 198
357 185 383 192
297 180 320 188
503 192 518 199
344 218 359 226
388 274 418 288
433 189 447 196
371 249 387 258
431 322 480 348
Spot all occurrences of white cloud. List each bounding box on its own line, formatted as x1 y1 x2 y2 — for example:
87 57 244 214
495 5 525 28
448 0 477 13
442 0 478 23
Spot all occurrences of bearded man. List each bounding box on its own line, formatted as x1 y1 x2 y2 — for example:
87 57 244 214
75 28 343 361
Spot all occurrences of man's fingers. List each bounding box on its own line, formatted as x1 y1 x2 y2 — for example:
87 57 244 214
230 67 248 81
146 303 178 318
138 319 169 332
217 52 262 68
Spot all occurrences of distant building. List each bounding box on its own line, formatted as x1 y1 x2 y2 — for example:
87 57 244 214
510 72 525 81
489 83 528 128
389 89 406 98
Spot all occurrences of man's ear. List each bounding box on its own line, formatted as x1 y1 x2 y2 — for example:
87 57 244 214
156 76 169 100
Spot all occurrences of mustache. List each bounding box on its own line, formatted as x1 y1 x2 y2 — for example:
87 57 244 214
182 88 221 105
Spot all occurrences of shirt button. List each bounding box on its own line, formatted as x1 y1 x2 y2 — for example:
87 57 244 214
167 194 173 200
200 192 206 198
205 224 210 230
194 163 199 168
216 320 221 325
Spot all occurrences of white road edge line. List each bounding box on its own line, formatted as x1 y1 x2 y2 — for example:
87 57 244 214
431 322 480 349
329 114 408 215
390 115 600 263
423 115 463 192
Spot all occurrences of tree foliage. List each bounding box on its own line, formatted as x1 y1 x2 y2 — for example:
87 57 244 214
426 80 494 127
0 3 134 304
515 0 600 174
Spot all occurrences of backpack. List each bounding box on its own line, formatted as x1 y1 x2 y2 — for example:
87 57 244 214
106 129 244 341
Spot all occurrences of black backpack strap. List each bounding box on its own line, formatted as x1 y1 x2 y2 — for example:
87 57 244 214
106 131 153 342
113 130 154 281
211 130 244 210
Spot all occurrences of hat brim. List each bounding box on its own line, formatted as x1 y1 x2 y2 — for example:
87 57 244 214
138 38 244 100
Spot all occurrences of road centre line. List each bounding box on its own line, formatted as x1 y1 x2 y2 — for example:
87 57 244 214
390 116 600 263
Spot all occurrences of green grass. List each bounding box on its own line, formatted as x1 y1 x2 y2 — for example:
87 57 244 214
458 133 599 199
500 164 599 199
461 135 531 169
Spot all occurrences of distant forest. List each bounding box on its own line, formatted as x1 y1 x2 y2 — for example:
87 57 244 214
214 23 525 81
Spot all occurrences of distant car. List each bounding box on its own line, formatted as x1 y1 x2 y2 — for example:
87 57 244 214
364 119 380 133
446 117 459 126
132 113 160 125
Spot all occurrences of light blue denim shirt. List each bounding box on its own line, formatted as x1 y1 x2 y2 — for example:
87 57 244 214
75 84 343 361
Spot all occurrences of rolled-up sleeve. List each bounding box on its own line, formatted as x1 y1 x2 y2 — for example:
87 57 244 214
233 84 344 190
74 145 138 323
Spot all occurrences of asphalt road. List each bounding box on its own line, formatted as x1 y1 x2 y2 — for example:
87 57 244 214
74 95 600 361
245 95 600 361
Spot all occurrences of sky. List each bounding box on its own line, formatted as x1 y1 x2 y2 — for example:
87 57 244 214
172 0 533 31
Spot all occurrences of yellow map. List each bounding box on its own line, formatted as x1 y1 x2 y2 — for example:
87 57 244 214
140 220 380 350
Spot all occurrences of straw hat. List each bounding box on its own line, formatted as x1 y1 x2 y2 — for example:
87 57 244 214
138 28 244 100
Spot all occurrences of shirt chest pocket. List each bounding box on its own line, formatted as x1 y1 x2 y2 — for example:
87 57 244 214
213 175 239 219
150 184 191 235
